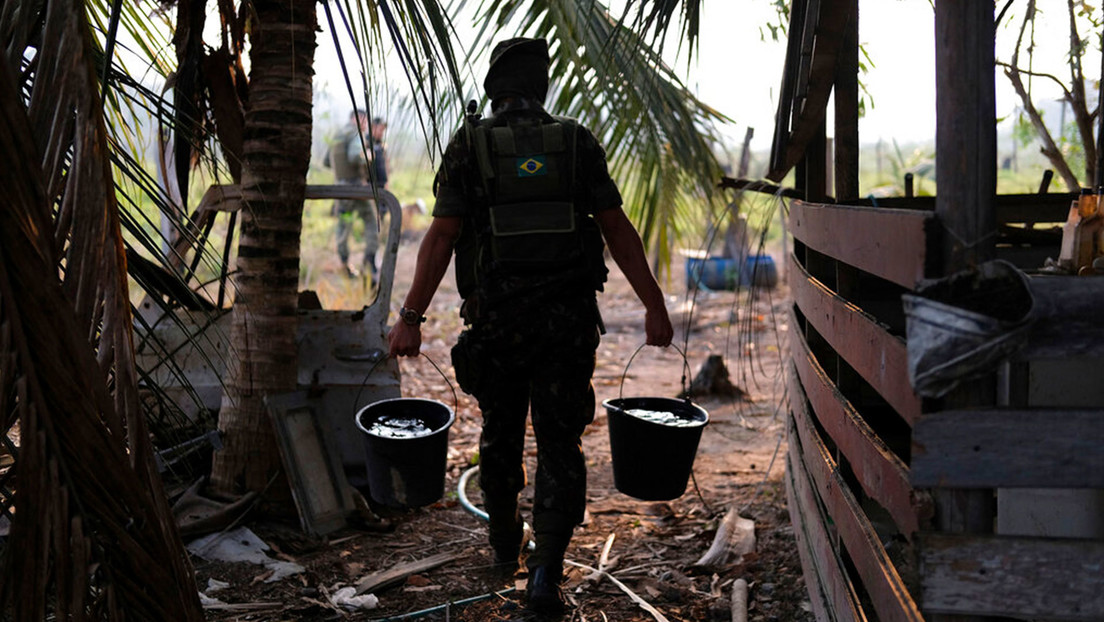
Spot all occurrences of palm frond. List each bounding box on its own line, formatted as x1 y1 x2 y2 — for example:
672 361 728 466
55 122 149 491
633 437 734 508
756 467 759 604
0 0 202 618
323 0 468 164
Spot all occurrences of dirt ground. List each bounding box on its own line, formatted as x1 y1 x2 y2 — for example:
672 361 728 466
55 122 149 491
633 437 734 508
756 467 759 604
191 229 812 622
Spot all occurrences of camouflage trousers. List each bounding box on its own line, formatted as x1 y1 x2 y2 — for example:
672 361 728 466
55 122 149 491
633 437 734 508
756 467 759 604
334 197 379 267
453 294 600 563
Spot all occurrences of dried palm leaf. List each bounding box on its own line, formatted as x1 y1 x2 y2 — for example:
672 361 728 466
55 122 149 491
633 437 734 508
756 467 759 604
0 0 202 619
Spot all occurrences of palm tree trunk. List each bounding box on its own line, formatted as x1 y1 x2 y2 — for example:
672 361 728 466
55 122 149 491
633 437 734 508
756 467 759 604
211 0 317 496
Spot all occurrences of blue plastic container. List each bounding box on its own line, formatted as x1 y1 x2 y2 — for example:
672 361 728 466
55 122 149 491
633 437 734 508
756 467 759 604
746 255 779 288
686 254 777 290
686 256 739 290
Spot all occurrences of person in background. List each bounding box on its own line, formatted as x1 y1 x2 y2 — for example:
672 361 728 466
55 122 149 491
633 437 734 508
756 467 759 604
326 110 380 281
387 38 673 615
368 117 389 191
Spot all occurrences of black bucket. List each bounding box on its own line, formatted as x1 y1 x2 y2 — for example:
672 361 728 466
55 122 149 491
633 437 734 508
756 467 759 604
355 397 455 508
603 396 709 501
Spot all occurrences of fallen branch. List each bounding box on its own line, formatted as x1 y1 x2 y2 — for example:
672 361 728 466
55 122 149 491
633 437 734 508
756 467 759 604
200 601 283 612
566 560 669 622
731 578 748 622
584 533 617 583
354 551 463 595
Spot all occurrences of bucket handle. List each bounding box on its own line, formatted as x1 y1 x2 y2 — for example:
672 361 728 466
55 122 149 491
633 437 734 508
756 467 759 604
618 343 692 402
354 352 459 414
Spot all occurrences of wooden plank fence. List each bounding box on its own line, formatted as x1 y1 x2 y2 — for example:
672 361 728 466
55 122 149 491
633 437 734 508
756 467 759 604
786 198 1104 621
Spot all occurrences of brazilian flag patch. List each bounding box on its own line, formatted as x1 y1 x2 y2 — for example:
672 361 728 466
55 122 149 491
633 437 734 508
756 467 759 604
516 156 547 177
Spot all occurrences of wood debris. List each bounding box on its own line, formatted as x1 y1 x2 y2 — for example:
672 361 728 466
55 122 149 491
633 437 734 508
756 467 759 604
353 551 463 595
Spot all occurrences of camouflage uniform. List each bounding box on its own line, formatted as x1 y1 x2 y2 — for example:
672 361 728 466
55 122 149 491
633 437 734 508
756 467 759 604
330 125 380 272
434 98 622 569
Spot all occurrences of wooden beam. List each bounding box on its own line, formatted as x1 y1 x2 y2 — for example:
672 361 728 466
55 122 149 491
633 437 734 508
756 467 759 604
718 177 802 199
919 533 1104 620
785 437 865 622
769 0 807 177
994 194 1075 224
851 193 1074 226
769 0 855 182
807 121 830 203
935 1 997 270
933 11 1000 617
305 184 391 201
834 0 860 202
911 409 1104 488
787 361 925 622
789 253 921 425
193 184 392 211
791 317 925 536
789 201 937 289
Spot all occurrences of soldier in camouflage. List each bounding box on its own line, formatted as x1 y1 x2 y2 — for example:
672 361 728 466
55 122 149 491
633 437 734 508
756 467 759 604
388 37 673 615
326 109 380 280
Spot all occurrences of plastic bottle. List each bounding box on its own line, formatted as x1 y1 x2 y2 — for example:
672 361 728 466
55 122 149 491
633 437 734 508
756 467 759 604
1078 187 1096 218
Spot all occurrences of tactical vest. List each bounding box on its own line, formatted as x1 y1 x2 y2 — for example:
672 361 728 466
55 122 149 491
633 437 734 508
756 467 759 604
331 129 367 181
454 113 607 298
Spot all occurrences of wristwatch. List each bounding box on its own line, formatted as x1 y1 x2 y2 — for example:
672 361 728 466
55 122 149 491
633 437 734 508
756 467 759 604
399 306 426 326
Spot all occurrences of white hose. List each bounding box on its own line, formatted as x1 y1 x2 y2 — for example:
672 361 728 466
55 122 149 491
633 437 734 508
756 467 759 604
457 465 489 521
457 465 534 550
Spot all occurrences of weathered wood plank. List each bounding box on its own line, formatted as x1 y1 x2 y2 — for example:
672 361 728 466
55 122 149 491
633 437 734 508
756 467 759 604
919 533 1104 620
852 194 1073 226
833 0 860 202
994 194 1074 224
932 9 1000 611
936 1 996 270
354 551 463 595
787 355 924 622
785 422 865 622
790 319 924 536
1019 275 1104 358
789 201 936 289
198 184 391 212
306 184 390 201
770 1 855 183
788 253 921 425
911 409 1104 488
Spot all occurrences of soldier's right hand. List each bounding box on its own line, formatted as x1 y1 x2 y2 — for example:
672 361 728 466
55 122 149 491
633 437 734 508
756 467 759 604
644 307 673 347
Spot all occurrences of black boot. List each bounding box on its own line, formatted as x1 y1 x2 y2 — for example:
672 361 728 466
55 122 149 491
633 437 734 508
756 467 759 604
526 564 564 614
485 498 524 572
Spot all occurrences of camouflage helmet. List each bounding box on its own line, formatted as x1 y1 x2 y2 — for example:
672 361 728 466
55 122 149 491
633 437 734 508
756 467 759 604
483 37 550 103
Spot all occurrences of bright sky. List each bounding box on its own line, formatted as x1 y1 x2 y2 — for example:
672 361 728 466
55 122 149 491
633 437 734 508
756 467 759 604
313 1 1082 153
681 0 1075 148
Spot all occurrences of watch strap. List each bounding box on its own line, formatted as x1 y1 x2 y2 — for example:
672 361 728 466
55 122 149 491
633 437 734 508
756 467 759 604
400 306 427 326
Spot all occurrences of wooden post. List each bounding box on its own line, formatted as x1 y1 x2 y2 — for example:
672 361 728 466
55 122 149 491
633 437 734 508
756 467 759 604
833 0 862 401
806 120 829 203
834 0 860 202
935 1 997 272
738 127 755 178
932 2 997 620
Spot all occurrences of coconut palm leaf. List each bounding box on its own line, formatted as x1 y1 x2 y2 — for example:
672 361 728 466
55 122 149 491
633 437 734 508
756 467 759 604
0 1 202 618
322 0 468 169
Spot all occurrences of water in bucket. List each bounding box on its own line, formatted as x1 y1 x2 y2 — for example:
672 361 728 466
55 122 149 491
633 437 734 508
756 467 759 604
623 407 704 428
366 413 435 438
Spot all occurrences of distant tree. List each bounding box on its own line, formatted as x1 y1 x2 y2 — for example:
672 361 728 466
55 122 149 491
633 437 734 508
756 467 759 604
999 0 1102 191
